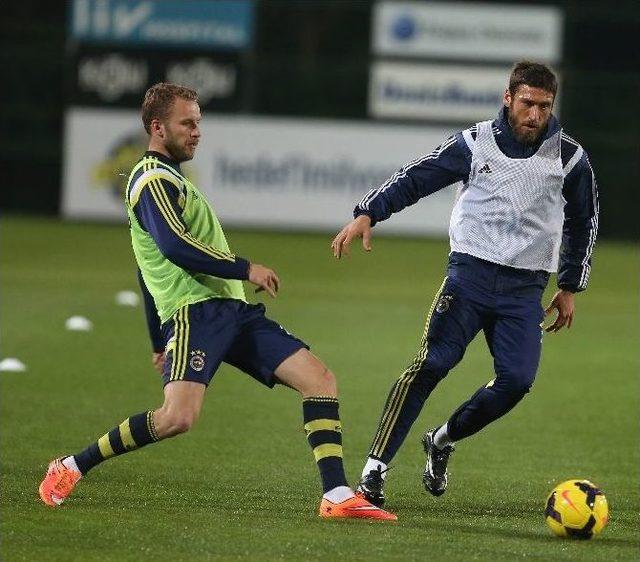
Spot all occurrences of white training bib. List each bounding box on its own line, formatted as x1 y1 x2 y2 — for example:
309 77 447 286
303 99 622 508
449 120 565 272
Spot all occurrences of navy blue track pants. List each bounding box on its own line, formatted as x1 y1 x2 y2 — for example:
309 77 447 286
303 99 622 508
368 252 549 464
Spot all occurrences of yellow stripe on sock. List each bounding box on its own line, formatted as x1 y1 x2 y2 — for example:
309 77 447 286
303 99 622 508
97 434 115 459
303 396 339 403
313 443 343 462
304 419 342 435
119 418 137 451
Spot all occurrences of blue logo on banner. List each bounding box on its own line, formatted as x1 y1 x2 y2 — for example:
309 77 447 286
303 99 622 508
392 15 416 41
70 0 254 50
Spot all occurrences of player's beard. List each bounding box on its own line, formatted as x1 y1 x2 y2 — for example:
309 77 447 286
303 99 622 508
163 131 196 163
507 105 547 146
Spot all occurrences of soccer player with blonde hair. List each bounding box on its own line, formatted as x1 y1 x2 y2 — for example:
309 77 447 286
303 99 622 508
39 83 396 521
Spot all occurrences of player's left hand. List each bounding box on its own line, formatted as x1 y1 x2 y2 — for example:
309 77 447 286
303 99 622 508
152 352 165 374
544 290 575 333
249 263 280 298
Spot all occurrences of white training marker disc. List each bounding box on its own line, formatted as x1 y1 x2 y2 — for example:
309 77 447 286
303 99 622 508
65 316 93 331
115 290 140 307
0 358 27 372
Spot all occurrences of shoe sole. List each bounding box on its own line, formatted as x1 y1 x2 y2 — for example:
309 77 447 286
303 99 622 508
320 510 397 521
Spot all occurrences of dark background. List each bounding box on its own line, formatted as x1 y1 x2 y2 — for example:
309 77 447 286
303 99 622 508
2 0 638 239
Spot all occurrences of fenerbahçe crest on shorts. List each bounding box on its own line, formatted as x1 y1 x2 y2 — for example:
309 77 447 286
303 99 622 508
189 350 206 372
436 295 453 313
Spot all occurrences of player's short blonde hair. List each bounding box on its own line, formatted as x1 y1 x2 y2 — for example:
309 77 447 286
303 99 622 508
141 82 198 134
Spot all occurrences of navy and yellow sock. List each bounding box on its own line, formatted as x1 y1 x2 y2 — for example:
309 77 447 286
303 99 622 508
303 396 348 493
74 411 159 474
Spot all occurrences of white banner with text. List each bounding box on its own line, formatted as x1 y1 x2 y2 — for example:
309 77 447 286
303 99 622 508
62 108 460 235
373 1 563 63
370 62 511 122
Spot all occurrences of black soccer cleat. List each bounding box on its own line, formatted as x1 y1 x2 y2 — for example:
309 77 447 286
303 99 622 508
421 429 455 497
355 464 389 508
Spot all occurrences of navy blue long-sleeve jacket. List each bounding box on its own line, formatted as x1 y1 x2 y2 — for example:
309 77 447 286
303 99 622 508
354 107 599 293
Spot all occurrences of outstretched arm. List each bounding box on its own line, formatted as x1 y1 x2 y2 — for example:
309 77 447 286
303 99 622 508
134 178 279 296
134 179 250 280
332 133 471 258
353 134 471 226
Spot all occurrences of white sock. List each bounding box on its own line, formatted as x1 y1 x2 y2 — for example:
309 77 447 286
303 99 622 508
62 455 82 476
433 423 454 449
323 485 355 503
361 457 388 479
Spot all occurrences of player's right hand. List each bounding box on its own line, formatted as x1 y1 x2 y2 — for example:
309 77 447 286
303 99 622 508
152 352 165 375
248 263 280 297
331 215 373 259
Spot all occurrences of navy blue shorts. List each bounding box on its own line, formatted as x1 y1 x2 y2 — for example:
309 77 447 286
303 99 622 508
160 299 308 387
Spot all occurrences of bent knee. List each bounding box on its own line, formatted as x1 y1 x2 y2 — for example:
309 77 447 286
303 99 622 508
310 367 337 396
518 382 533 396
416 354 459 381
498 376 533 398
155 408 198 438
297 366 337 398
322 368 337 393
170 415 196 435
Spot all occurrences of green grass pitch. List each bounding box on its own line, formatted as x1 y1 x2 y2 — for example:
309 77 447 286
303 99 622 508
1 216 638 561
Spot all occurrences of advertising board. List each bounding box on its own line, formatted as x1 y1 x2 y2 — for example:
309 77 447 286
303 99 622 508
69 0 254 50
69 47 240 110
62 109 460 236
373 1 563 63
370 62 511 122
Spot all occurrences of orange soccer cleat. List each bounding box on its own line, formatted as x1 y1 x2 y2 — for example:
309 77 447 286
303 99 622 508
319 494 397 521
39 458 81 507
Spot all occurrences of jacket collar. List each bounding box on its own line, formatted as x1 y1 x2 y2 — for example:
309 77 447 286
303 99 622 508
493 106 561 157
144 150 182 174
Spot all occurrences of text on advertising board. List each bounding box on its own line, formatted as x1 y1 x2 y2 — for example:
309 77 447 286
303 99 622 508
372 1 563 63
70 0 254 50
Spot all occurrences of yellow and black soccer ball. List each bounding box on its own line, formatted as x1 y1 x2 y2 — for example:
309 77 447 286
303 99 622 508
544 479 609 539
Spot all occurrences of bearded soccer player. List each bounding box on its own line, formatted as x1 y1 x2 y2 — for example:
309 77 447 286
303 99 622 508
39 83 396 521
332 62 599 506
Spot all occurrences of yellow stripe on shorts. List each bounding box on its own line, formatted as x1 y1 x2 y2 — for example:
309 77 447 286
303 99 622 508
170 306 190 381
